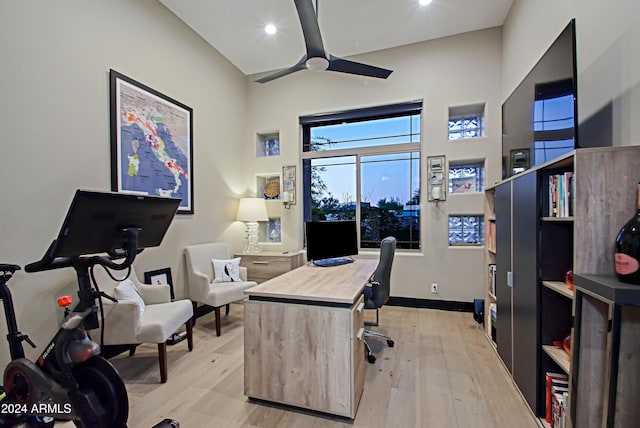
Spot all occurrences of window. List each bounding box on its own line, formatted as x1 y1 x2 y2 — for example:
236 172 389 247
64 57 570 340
301 101 422 250
448 161 485 194
448 103 485 140
448 215 484 246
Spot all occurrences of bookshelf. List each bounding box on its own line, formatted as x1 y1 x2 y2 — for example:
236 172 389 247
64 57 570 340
485 146 640 427
484 189 497 344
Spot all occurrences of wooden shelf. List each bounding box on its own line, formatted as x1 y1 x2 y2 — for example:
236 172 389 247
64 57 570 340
541 216 574 222
542 281 574 300
542 345 571 374
487 246 496 254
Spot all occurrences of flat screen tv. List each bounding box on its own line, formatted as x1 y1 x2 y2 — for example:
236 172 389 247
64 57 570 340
305 220 358 267
502 20 579 179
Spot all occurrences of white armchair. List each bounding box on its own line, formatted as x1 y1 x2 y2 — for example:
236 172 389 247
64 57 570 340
184 242 257 336
91 266 193 383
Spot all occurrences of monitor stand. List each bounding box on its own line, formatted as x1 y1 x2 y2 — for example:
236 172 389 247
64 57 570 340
313 257 354 267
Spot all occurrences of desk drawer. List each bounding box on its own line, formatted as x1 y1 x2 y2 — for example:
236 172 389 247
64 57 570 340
238 253 303 283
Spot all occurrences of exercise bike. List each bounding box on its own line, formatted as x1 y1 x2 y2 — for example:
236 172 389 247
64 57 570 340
0 190 182 427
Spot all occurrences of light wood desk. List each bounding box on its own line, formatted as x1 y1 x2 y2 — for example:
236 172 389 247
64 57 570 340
243 259 377 418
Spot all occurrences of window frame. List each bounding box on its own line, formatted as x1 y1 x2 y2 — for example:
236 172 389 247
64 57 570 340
300 101 422 250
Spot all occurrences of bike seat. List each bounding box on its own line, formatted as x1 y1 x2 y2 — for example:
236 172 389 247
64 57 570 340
0 264 21 274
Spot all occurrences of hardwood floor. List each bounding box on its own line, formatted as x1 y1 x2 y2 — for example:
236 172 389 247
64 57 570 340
99 303 540 427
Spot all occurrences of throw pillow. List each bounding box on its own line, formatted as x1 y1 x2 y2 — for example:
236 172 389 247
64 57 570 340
212 258 242 282
114 278 146 315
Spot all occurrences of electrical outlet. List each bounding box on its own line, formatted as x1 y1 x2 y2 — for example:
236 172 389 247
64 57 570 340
431 283 438 293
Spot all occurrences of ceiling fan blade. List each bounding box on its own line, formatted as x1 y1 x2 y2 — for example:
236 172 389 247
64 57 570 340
294 0 326 59
255 57 307 83
327 55 393 79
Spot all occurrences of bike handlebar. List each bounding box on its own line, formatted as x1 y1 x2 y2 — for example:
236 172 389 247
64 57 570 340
25 228 141 274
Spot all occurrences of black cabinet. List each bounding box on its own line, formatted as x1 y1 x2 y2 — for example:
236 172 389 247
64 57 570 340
493 174 540 413
511 172 540 413
494 180 512 372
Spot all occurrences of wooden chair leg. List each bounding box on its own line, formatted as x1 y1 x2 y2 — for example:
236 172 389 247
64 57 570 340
191 301 198 326
186 319 194 351
158 343 168 383
225 303 230 316
214 306 222 337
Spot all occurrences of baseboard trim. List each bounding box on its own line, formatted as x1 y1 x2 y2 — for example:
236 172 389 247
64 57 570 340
387 296 473 312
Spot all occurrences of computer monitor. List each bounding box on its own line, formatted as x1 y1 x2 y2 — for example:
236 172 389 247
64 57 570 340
49 190 181 258
305 220 358 267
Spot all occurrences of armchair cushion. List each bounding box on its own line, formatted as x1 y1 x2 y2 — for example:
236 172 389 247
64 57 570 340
114 279 145 315
212 258 242 282
136 282 171 305
135 299 193 343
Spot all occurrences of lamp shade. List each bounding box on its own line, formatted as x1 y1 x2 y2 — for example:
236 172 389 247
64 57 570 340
237 197 269 222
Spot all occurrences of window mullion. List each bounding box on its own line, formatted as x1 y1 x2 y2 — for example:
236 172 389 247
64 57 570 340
355 154 362 248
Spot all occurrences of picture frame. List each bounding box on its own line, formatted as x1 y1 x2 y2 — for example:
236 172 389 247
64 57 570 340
282 165 296 206
144 267 175 300
110 69 194 214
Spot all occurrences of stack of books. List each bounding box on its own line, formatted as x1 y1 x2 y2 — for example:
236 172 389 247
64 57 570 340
548 172 574 217
545 372 569 427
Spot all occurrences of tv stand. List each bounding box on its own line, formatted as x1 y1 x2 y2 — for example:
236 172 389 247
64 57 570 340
313 257 354 267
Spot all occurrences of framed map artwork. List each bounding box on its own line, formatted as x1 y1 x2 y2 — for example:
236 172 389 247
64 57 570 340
109 70 194 214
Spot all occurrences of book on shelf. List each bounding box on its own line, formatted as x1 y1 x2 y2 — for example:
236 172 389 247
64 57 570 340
545 372 569 423
551 391 564 428
489 302 497 342
547 172 574 217
486 220 496 251
551 387 569 428
488 263 496 296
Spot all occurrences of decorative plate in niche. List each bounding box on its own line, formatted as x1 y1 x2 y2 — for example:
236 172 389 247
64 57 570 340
264 180 280 199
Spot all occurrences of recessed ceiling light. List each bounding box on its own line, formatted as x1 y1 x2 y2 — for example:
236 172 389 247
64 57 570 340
265 24 277 35
419 0 432 5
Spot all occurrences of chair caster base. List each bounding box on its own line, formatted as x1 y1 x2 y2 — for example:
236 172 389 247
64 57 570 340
367 353 376 364
387 339 395 347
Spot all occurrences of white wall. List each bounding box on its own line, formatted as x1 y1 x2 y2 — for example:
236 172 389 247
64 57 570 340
0 0 248 369
246 28 503 303
503 0 640 147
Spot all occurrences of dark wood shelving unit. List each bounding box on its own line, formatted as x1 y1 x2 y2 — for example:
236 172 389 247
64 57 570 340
485 146 640 427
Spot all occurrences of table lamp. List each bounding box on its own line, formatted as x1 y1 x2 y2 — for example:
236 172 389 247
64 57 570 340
237 197 269 253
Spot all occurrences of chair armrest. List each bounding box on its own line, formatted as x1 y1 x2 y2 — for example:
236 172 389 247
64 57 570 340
96 300 140 345
188 271 211 302
239 266 248 281
137 282 171 304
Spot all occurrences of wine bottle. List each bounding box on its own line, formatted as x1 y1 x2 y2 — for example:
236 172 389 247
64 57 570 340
615 182 640 284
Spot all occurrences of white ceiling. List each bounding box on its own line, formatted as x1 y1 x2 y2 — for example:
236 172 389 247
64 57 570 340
159 0 514 76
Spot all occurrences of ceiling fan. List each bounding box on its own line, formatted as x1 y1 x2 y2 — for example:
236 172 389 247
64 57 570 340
256 0 393 83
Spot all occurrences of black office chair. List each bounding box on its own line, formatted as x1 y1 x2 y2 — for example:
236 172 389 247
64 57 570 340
363 236 396 363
